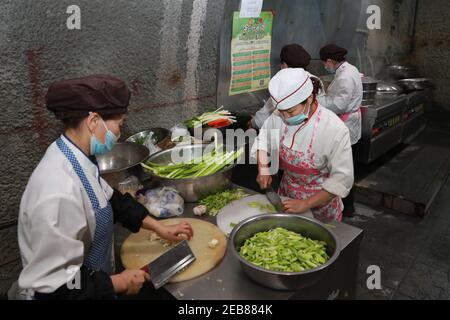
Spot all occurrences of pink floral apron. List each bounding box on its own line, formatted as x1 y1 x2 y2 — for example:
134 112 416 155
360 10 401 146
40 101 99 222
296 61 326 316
278 109 343 222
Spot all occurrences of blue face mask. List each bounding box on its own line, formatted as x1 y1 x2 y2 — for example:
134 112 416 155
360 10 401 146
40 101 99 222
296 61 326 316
325 66 336 74
284 103 311 126
90 119 119 155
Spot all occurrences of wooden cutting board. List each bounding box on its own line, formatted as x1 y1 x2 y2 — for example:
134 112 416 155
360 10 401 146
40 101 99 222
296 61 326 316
120 218 227 283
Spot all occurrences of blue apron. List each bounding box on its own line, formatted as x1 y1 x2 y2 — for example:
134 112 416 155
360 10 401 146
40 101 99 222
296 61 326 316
56 137 114 274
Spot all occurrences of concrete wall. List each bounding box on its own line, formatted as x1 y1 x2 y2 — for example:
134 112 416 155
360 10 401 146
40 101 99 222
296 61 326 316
0 0 226 296
411 0 450 112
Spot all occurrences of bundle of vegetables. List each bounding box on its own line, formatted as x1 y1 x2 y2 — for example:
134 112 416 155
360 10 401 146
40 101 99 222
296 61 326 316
199 188 249 216
141 147 243 179
184 106 237 129
239 228 329 272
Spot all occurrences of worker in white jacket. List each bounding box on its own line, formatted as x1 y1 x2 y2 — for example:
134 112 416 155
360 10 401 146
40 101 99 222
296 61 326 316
252 68 354 222
250 44 313 130
10 75 193 300
317 44 363 217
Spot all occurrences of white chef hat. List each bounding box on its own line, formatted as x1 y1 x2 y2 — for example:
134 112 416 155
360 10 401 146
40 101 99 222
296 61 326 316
269 68 313 111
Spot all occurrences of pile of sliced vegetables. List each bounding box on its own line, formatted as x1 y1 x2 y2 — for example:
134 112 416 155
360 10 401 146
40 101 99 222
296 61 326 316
142 147 243 179
239 228 329 272
184 106 236 129
199 188 250 216
248 201 276 213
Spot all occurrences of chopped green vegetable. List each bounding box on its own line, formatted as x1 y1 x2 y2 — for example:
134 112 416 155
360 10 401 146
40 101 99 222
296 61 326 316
141 146 243 179
248 201 276 213
200 188 249 216
239 227 329 272
229 222 237 228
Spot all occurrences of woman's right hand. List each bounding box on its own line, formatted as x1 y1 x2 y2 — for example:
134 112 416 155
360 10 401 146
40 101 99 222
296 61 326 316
111 269 150 295
256 172 272 190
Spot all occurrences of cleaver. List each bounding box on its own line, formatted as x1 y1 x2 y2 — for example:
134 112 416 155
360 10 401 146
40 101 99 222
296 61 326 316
265 185 283 212
141 240 196 289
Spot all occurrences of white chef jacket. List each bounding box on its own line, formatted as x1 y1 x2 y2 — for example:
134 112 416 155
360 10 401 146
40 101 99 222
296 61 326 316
251 105 354 199
252 71 324 130
17 135 113 297
318 61 363 145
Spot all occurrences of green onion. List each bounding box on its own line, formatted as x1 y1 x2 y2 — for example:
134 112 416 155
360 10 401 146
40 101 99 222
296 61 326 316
141 146 243 179
184 106 237 128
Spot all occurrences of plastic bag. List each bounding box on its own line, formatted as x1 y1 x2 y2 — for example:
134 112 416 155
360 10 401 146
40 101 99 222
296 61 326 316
143 132 162 155
117 175 143 198
136 187 184 218
170 123 192 144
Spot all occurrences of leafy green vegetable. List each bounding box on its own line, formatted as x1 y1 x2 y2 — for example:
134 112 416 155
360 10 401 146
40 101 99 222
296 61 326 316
200 188 249 216
239 227 329 272
229 222 237 228
248 201 276 213
141 147 243 179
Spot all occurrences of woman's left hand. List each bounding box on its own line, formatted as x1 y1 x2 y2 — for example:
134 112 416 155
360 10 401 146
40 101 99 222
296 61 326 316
282 198 311 214
158 221 194 242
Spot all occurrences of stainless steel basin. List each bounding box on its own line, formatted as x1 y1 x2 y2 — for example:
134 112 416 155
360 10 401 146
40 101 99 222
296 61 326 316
143 144 238 202
96 142 149 188
230 214 340 290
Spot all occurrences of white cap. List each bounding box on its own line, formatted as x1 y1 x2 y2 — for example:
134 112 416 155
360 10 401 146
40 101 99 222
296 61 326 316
268 68 313 111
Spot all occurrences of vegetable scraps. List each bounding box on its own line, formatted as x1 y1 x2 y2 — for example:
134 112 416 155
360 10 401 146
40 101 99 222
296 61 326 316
184 106 236 129
142 147 243 179
200 188 249 216
239 228 329 272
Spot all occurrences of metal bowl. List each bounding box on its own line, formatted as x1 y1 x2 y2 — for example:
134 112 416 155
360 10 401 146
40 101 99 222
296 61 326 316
126 128 174 149
144 144 238 202
397 78 430 92
230 214 340 290
376 81 403 96
96 142 150 188
386 64 418 79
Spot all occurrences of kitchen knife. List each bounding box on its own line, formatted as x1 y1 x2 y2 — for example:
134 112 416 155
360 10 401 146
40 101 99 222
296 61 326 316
265 185 283 212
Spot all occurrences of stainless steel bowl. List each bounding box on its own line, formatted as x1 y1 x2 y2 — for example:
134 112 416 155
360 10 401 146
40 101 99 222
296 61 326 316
96 142 150 188
126 128 174 149
376 81 403 97
386 64 418 79
144 144 238 202
230 214 340 290
397 78 430 91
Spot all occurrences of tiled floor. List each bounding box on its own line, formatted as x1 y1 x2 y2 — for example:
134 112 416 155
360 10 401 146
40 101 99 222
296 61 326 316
347 107 450 300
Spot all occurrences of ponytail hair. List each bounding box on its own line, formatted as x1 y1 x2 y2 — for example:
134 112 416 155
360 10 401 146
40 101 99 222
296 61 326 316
300 74 324 105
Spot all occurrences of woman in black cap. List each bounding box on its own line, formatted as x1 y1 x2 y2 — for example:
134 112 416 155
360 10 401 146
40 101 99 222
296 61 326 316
318 44 363 217
250 44 316 130
10 75 193 300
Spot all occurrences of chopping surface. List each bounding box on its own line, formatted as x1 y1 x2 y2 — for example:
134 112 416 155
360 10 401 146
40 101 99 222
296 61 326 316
120 218 227 283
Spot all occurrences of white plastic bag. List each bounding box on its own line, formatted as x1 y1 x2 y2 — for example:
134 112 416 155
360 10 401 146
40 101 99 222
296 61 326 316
136 187 184 218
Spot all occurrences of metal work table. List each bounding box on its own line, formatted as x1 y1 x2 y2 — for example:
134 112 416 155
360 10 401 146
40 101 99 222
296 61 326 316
115 186 363 300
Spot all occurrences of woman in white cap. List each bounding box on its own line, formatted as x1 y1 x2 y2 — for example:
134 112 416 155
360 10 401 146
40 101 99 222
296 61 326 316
252 68 354 222
10 75 193 300
318 44 363 217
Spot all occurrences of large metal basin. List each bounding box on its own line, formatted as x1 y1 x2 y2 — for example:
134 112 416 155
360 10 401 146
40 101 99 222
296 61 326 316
96 142 149 188
230 214 340 290
144 144 238 202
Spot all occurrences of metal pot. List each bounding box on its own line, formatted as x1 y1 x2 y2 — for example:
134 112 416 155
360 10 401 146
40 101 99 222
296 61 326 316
144 144 238 202
397 78 430 92
230 214 340 290
96 142 150 188
386 64 417 79
361 77 378 105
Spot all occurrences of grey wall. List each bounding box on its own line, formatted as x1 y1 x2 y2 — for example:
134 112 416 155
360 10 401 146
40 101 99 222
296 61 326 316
411 0 450 111
0 0 226 296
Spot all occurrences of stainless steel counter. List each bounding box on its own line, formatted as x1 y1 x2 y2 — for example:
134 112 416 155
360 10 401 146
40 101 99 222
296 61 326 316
114 186 363 300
